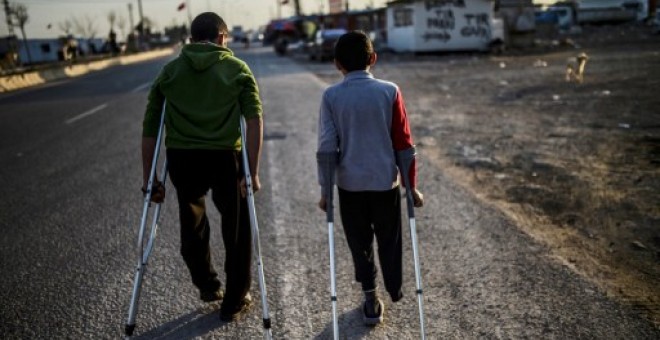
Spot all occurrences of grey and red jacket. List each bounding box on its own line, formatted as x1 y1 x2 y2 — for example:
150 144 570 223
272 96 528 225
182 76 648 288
317 70 417 194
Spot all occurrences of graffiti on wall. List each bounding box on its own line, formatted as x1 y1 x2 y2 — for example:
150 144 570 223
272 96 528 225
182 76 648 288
421 1 491 43
461 13 490 38
427 10 455 30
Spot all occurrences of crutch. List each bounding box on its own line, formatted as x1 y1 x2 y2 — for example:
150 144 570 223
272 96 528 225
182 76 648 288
125 104 168 336
239 116 273 340
396 147 426 340
317 151 339 340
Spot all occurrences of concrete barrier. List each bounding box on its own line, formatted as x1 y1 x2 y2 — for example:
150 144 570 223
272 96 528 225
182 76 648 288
0 48 175 93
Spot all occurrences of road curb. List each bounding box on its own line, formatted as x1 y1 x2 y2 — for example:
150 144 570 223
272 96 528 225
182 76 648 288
0 48 175 93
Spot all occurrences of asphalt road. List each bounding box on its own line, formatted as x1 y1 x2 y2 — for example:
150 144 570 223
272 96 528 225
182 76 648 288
0 45 657 339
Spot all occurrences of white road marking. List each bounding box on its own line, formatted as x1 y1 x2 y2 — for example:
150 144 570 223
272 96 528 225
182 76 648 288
130 82 152 93
256 52 320 336
65 103 108 124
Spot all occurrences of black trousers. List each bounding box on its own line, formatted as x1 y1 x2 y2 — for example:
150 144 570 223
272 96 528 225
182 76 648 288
167 149 252 304
338 187 403 301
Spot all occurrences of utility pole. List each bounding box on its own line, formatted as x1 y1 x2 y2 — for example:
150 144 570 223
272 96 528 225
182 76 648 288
276 0 281 19
137 0 144 36
3 0 14 36
127 3 134 33
136 0 145 49
185 0 192 28
3 0 19 68
127 2 137 52
293 0 301 17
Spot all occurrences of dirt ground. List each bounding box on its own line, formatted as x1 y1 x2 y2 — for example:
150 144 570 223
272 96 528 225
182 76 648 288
297 22 660 325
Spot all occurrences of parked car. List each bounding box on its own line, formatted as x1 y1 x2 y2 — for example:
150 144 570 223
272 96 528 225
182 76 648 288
231 25 248 43
308 28 347 62
535 5 575 29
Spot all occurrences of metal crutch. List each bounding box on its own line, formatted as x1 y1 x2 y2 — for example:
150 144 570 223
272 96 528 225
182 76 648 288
125 104 168 336
396 147 426 340
239 116 273 340
317 151 340 340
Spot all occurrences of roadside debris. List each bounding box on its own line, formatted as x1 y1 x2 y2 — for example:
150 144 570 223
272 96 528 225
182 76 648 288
631 241 647 250
533 59 548 67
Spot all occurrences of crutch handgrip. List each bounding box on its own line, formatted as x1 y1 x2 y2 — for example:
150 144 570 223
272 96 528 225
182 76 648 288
396 147 416 217
317 151 339 221
138 103 167 247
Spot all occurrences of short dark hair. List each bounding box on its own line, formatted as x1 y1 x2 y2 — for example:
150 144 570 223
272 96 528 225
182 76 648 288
334 30 374 72
190 12 228 42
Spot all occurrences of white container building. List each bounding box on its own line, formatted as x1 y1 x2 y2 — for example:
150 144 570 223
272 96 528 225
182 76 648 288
386 0 503 52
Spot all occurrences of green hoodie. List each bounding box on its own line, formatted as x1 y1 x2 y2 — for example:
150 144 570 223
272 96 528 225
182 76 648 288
143 43 262 150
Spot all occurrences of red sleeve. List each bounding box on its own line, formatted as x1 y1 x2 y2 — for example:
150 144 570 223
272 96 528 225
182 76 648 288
391 88 417 188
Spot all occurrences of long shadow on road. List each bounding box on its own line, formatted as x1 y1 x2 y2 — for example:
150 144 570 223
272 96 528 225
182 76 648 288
133 306 230 340
313 307 377 340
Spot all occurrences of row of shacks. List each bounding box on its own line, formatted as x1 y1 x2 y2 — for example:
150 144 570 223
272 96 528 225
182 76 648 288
1 25 180 69
293 0 652 53
310 0 528 52
0 36 106 69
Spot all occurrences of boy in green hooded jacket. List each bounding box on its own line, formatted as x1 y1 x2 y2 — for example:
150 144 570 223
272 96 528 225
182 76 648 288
141 12 262 322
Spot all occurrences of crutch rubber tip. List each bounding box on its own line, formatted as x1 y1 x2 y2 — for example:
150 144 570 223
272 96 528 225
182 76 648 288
263 318 272 329
124 324 135 336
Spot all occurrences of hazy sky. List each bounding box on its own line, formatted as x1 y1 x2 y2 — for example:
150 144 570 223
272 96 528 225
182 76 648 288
1 0 389 40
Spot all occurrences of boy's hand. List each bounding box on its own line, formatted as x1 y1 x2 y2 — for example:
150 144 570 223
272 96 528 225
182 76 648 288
142 180 165 204
240 175 261 198
318 197 327 212
412 188 424 208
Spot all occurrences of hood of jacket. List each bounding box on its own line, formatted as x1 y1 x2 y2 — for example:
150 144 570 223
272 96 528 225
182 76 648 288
181 43 233 71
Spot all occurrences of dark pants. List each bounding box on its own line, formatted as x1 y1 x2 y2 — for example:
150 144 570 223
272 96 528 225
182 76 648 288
167 149 252 304
338 187 403 301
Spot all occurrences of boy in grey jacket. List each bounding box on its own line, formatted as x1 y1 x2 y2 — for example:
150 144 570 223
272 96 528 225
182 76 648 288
317 31 423 325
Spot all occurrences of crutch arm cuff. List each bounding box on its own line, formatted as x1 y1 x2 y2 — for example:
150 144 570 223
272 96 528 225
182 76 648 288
396 146 417 188
317 151 339 196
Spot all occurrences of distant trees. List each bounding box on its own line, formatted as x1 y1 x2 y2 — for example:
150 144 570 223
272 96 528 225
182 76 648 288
141 16 155 33
10 3 32 64
107 10 117 31
58 20 73 36
72 15 98 40
116 15 127 41
106 10 119 54
71 16 98 55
